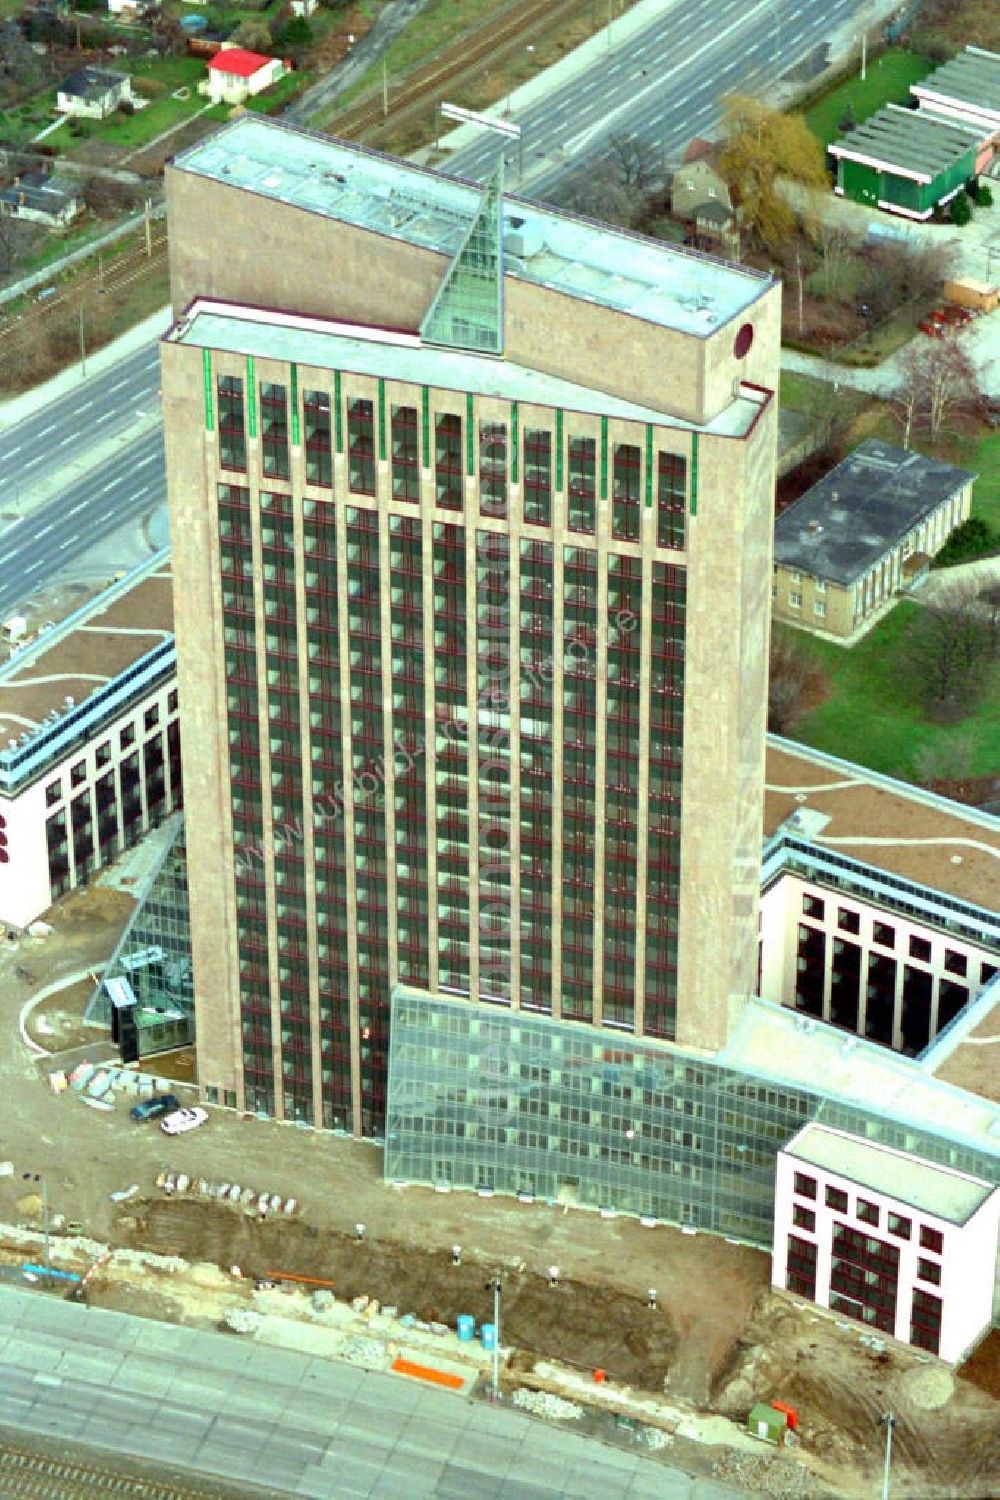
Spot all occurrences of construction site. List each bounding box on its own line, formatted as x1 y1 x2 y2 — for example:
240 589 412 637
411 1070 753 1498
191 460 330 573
0 884 996 1500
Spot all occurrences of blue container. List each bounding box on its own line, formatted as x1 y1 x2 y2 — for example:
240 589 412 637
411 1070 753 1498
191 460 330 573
456 1314 475 1342
480 1322 497 1351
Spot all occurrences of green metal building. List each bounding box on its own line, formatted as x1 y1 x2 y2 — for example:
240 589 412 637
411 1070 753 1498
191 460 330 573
828 104 982 220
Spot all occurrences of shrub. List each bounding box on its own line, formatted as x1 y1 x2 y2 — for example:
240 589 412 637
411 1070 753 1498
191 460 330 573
934 517 997 567
974 182 993 208
949 193 972 226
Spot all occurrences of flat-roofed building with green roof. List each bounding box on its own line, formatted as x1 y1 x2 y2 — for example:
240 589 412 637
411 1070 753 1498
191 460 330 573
828 104 982 220
911 45 1000 175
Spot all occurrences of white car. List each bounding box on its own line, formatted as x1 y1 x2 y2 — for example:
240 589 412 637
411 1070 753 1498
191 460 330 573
160 1107 208 1136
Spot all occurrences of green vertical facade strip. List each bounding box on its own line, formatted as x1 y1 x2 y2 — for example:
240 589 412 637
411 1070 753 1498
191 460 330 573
644 425 654 508
290 364 300 445
600 415 608 501
377 378 387 462
690 432 699 517
510 401 518 485
555 409 564 491
466 392 475 476
203 349 214 432
334 370 343 453
245 355 256 439
421 386 430 469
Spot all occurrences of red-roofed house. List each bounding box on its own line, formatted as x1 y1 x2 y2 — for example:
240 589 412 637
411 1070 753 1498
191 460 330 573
204 48 286 106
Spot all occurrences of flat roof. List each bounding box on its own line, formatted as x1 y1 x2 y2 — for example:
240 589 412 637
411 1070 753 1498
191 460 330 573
763 739 1000 913
784 1122 994 1224
829 104 982 181
773 439 975 584
169 117 773 339
912 46 1000 121
0 568 173 748
170 301 767 438
723 997 999 1162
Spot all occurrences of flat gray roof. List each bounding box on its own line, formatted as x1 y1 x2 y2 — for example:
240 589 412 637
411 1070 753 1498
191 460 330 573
170 302 766 437
829 104 982 181
913 46 1000 121
784 1122 994 1224
169 117 773 339
723 997 999 1162
773 438 975 584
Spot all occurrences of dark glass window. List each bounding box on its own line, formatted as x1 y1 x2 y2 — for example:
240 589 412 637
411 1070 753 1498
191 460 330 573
917 1257 941 1285
144 704 159 733
435 413 463 511
837 907 860 934
523 428 552 526
479 421 507 519
792 1203 816 1232
802 893 825 919
657 452 686 550
873 921 895 948
45 779 62 807
167 688 178 715
391 405 419 502
218 374 246 472
348 397 376 496
793 1171 816 1200
612 443 641 541
70 760 86 788
919 1225 943 1255
909 935 932 963
825 1185 848 1212
260 381 290 480
887 1212 911 1239
857 1198 879 1226
119 723 135 751
943 948 967 977
95 741 111 769
304 389 332 488
567 436 596 534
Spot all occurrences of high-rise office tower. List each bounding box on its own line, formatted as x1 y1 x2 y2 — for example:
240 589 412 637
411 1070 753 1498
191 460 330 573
162 118 780 1137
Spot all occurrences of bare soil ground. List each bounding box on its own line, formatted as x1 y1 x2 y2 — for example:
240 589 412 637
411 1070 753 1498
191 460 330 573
0 886 996 1499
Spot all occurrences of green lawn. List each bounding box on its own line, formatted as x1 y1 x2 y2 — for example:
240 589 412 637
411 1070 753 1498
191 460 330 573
968 430 1000 533
804 50 934 151
788 603 998 779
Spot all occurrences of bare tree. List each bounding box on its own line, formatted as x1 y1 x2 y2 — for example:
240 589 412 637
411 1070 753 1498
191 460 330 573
912 731 977 787
768 625 826 733
901 582 994 720
605 133 660 198
890 331 986 447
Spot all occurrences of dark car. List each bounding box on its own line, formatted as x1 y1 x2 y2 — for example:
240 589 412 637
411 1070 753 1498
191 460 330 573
129 1092 180 1123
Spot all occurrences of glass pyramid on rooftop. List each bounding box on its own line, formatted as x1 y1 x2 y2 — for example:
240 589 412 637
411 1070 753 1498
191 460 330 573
420 161 504 355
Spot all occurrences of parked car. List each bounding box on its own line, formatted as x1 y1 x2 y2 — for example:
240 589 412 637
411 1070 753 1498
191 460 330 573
160 1106 208 1136
129 1092 179 1123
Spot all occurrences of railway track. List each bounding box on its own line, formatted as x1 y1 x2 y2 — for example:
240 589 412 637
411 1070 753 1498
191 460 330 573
0 1441 269 1500
325 0 586 146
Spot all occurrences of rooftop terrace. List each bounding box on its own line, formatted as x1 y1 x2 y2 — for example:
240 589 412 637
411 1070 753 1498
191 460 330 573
170 117 773 340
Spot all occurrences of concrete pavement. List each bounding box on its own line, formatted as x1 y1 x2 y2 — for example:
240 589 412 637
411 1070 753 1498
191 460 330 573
0 1284 744 1499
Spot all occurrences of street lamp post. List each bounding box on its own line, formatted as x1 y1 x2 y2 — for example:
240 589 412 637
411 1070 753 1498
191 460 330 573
22 1171 49 1276
485 1276 501 1399
881 1411 895 1500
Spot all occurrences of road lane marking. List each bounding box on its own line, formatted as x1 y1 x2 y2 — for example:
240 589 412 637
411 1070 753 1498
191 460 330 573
36 524 52 538
3 445 20 458
67 503 86 516
107 379 129 392
95 412 114 423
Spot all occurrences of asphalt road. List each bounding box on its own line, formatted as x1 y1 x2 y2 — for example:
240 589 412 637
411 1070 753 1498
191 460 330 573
0 1285 743 1499
0 342 160 498
447 0 867 192
0 423 165 619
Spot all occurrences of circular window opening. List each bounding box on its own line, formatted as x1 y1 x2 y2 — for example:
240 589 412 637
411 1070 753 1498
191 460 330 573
734 322 754 359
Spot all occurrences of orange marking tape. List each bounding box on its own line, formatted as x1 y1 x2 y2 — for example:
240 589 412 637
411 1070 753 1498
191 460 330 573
391 1357 465 1390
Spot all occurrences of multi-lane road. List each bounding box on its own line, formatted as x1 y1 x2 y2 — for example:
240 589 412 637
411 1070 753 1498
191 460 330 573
448 0 876 191
0 0 872 611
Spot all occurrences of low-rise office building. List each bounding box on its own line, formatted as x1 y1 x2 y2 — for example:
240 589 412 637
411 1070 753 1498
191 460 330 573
911 46 1000 175
0 554 181 928
829 105 982 220
773 1123 998 1362
772 440 975 641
